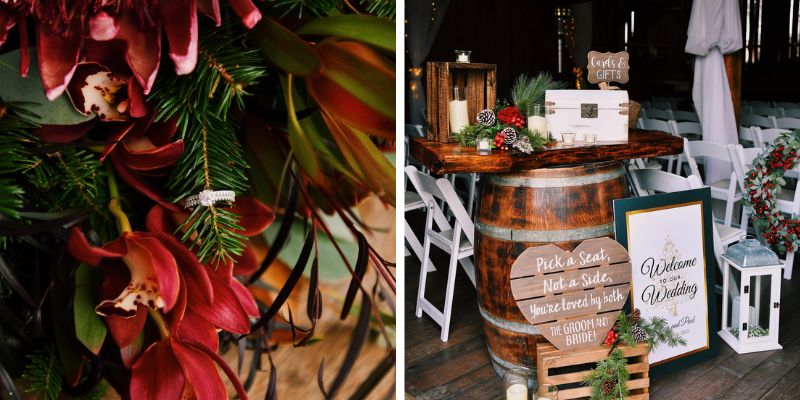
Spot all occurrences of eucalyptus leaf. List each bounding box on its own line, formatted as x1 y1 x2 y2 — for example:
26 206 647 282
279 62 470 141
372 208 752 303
74 264 107 355
262 214 358 282
0 48 93 125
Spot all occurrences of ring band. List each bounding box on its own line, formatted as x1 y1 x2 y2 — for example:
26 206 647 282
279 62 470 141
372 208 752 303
184 190 236 208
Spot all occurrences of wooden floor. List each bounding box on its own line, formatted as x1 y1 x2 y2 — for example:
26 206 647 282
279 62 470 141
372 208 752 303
404 211 800 400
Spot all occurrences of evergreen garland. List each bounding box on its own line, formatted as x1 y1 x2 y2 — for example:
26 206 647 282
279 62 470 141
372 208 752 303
22 348 62 400
584 348 629 400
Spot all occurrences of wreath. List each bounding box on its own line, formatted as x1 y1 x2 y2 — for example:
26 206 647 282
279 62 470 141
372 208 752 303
744 130 800 252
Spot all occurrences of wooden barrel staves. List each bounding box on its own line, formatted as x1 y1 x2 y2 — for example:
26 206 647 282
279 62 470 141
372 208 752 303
474 161 628 386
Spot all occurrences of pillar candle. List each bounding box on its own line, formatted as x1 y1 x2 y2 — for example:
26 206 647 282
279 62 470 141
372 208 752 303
449 100 469 133
527 115 547 138
506 383 527 400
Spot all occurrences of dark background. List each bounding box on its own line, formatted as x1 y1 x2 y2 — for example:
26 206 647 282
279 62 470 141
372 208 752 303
413 0 800 108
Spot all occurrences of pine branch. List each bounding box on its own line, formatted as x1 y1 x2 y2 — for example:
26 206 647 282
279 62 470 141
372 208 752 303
22 347 62 400
642 316 687 350
511 72 567 116
359 0 395 18
270 0 342 18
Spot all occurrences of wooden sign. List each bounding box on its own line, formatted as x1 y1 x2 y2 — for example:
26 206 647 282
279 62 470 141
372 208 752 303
510 237 631 351
587 51 630 84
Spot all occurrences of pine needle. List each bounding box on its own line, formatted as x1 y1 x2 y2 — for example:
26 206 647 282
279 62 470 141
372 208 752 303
510 72 568 116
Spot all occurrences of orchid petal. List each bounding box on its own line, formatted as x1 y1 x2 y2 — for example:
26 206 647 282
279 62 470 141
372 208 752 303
197 0 221 26
230 197 275 236
159 0 198 75
36 24 81 100
99 121 136 162
67 227 125 266
111 154 182 211
105 305 147 348
145 204 173 234
230 279 259 317
171 340 227 400
152 232 214 306
0 6 16 47
168 273 188 333
189 274 250 334
178 311 219 352
229 0 262 29
185 342 250 400
119 333 144 369
89 11 119 41
66 62 129 121
118 138 184 171
131 340 185 400
127 233 181 311
17 15 28 77
127 77 148 117
116 13 161 94
32 119 95 143
233 244 259 276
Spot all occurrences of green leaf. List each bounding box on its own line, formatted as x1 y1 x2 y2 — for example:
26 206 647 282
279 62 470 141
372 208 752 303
74 264 107 355
262 215 358 282
297 15 395 52
251 18 321 76
0 48 93 125
281 76 322 180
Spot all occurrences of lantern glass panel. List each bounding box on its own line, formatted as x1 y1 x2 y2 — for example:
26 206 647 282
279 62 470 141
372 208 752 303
725 266 742 336
746 274 772 341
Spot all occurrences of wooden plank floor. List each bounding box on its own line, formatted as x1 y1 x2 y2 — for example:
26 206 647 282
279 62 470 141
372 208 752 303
404 209 800 400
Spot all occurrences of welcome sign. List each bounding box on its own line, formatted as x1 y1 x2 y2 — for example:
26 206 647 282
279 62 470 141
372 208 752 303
510 237 632 351
614 188 719 370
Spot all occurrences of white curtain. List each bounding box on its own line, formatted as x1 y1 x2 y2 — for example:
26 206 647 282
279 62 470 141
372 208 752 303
685 0 742 183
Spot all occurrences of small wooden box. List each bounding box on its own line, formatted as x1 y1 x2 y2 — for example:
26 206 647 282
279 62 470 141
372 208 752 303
536 342 650 400
425 62 496 142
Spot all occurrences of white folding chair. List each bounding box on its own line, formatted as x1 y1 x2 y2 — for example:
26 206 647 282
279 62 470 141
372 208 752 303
729 145 798 279
741 114 774 129
640 118 678 172
775 102 800 109
673 110 700 122
750 106 784 118
738 126 756 147
404 190 429 260
745 100 773 109
752 127 791 148
406 166 476 342
783 108 800 119
642 108 672 120
772 117 800 130
628 168 744 280
683 139 741 227
671 120 703 141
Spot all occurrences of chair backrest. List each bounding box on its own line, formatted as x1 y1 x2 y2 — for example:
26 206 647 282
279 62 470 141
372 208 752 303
643 108 672 120
738 126 755 145
750 106 784 118
745 100 772 109
629 168 704 196
671 121 703 137
751 127 791 148
435 178 475 245
784 108 800 118
404 166 451 232
640 118 674 134
775 102 799 109
740 113 773 129
773 117 800 130
672 110 700 122
649 99 674 110
683 139 732 183
728 144 764 193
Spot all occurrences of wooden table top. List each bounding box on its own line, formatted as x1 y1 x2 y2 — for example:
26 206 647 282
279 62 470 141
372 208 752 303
410 129 683 175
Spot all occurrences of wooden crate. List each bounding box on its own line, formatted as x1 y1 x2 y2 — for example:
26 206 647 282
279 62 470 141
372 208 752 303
425 62 496 142
536 342 650 400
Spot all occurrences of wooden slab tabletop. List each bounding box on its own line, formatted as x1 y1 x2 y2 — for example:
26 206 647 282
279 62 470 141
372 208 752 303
410 129 682 175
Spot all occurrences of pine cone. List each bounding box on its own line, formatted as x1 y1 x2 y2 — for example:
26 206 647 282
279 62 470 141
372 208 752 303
632 326 648 343
477 109 496 126
601 380 615 395
501 127 517 145
630 308 641 324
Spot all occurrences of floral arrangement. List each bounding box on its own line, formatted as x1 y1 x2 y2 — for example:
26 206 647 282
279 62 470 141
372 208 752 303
744 130 800 252
453 101 551 154
585 309 686 400
0 1 395 399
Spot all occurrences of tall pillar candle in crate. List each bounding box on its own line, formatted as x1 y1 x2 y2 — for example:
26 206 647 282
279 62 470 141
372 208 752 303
426 62 496 142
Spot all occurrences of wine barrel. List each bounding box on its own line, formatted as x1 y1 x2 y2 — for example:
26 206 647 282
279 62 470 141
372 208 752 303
474 161 628 386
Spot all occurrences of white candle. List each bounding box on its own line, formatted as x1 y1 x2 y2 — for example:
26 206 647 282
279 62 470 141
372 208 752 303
506 383 527 400
527 115 547 137
562 132 576 144
457 53 470 62
478 138 490 150
585 133 597 143
449 99 469 133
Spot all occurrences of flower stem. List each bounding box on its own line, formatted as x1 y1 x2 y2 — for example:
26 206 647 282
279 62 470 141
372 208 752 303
148 309 171 339
106 164 132 233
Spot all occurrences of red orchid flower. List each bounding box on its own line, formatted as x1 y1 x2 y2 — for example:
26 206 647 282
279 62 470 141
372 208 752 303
0 0 261 100
146 196 276 275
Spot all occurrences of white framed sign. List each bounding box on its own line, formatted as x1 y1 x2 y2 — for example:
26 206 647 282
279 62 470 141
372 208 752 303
614 188 719 373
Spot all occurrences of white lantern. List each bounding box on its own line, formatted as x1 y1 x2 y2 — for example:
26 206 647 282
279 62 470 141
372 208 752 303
719 237 783 353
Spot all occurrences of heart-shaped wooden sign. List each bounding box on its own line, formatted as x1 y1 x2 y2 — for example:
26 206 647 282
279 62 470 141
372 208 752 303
510 237 631 351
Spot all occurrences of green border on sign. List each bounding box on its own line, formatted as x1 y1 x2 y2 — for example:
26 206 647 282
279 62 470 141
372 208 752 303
613 187 719 377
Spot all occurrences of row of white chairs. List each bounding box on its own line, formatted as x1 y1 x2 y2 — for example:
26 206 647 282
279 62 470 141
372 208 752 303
641 108 699 122
741 114 800 130
744 100 800 110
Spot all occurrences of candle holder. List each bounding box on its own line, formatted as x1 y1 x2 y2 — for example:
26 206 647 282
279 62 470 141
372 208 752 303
535 384 559 400
477 137 491 155
561 132 576 145
526 104 547 138
584 132 597 143
504 369 528 400
448 86 469 134
455 50 472 63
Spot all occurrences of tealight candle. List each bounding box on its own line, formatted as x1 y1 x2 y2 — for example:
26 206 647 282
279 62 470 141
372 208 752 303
584 133 597 143
455 50 471 63
506 383 527 400
477 138 491 155
504 368 528 400
561 132 576 144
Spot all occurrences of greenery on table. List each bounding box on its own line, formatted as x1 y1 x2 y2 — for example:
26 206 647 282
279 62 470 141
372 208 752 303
510 72 567 116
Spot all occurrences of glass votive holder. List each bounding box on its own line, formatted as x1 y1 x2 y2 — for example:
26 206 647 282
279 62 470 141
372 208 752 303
584 133 597 143
455 50 472 63
535 384 559 400
561 132 576 144
477 137 491 155
504 369 528 400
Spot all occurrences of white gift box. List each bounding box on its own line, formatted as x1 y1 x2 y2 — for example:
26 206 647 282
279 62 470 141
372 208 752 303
545 90 629 142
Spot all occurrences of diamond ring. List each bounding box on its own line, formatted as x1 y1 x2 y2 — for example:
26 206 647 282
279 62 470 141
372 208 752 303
184 190 236 208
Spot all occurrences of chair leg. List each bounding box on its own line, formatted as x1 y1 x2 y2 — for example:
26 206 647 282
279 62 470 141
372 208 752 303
785 251 795 280
440 250 460 342
724 197 734 227
467 173 477 217
416 234 432 318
